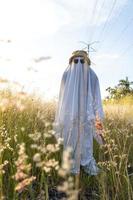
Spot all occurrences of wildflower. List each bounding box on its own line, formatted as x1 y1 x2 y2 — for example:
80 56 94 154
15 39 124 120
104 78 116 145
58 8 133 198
33 153 41 162
21 127 25 132
0 160 9 174
13 143 36 193
15 176 36 193
57 137 64 145
30 129 60 174
14 134 18 142
29 131 42 141
57 147 78 200
46 144 55 152
45 122 51 128
58 147 73 177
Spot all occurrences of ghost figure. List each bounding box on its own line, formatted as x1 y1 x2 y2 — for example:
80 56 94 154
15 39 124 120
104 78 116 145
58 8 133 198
53 50 105 175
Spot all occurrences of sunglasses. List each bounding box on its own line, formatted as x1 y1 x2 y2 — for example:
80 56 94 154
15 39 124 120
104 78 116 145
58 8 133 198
73 58 85 64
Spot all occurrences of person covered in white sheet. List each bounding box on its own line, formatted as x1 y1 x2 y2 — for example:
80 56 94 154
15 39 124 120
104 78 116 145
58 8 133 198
53 50 105 175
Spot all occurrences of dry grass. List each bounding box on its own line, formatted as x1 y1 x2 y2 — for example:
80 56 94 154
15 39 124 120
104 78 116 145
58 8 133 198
0 89 133 200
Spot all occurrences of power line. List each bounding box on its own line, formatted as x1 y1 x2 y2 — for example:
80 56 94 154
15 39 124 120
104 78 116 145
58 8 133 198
83 0 133 62
95 2 133 55
89 0 106 43
85 0 99 42
107 17 133 51
88 0 100 42
96 3 129 51
119 43 133 57
97 0 117 47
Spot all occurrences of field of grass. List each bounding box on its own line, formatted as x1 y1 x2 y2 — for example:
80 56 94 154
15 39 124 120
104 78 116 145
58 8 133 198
0 89 133 200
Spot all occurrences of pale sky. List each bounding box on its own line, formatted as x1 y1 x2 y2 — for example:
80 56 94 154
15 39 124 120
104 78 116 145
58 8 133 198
0 0 133 100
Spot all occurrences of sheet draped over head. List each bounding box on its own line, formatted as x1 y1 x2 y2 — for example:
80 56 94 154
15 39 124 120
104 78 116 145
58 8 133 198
53 50 104 174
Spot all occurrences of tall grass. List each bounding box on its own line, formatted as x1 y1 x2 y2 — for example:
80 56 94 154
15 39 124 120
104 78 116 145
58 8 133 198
0 89 133 199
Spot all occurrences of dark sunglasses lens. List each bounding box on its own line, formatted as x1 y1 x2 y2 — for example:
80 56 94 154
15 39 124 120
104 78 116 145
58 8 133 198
74 59 78 64
80 59 85 64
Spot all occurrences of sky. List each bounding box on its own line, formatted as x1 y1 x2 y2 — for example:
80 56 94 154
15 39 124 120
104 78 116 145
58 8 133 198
0 0 133 100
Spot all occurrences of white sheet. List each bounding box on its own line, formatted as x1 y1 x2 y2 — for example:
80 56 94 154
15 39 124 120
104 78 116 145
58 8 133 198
53 59 104 174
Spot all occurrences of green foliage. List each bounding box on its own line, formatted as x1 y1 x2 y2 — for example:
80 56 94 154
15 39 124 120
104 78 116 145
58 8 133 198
105 76 133 100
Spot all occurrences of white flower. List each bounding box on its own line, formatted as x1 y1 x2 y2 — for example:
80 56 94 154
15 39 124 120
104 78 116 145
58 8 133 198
33 153 41 162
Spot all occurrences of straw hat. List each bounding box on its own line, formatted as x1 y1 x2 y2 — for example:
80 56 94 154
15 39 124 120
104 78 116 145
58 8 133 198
69 50 91 65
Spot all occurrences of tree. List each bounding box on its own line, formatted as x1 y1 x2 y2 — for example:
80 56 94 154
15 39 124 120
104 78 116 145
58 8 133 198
105 76 133 99
118 76 133 94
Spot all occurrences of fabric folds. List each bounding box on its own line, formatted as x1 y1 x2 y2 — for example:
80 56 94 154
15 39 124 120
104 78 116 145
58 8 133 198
53 60 104 174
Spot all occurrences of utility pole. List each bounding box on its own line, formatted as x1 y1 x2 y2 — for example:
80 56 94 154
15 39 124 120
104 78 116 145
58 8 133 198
79 41 99 56
87 43 90 56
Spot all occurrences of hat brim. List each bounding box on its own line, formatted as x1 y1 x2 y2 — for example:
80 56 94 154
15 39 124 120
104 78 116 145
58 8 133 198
69 55 91 65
